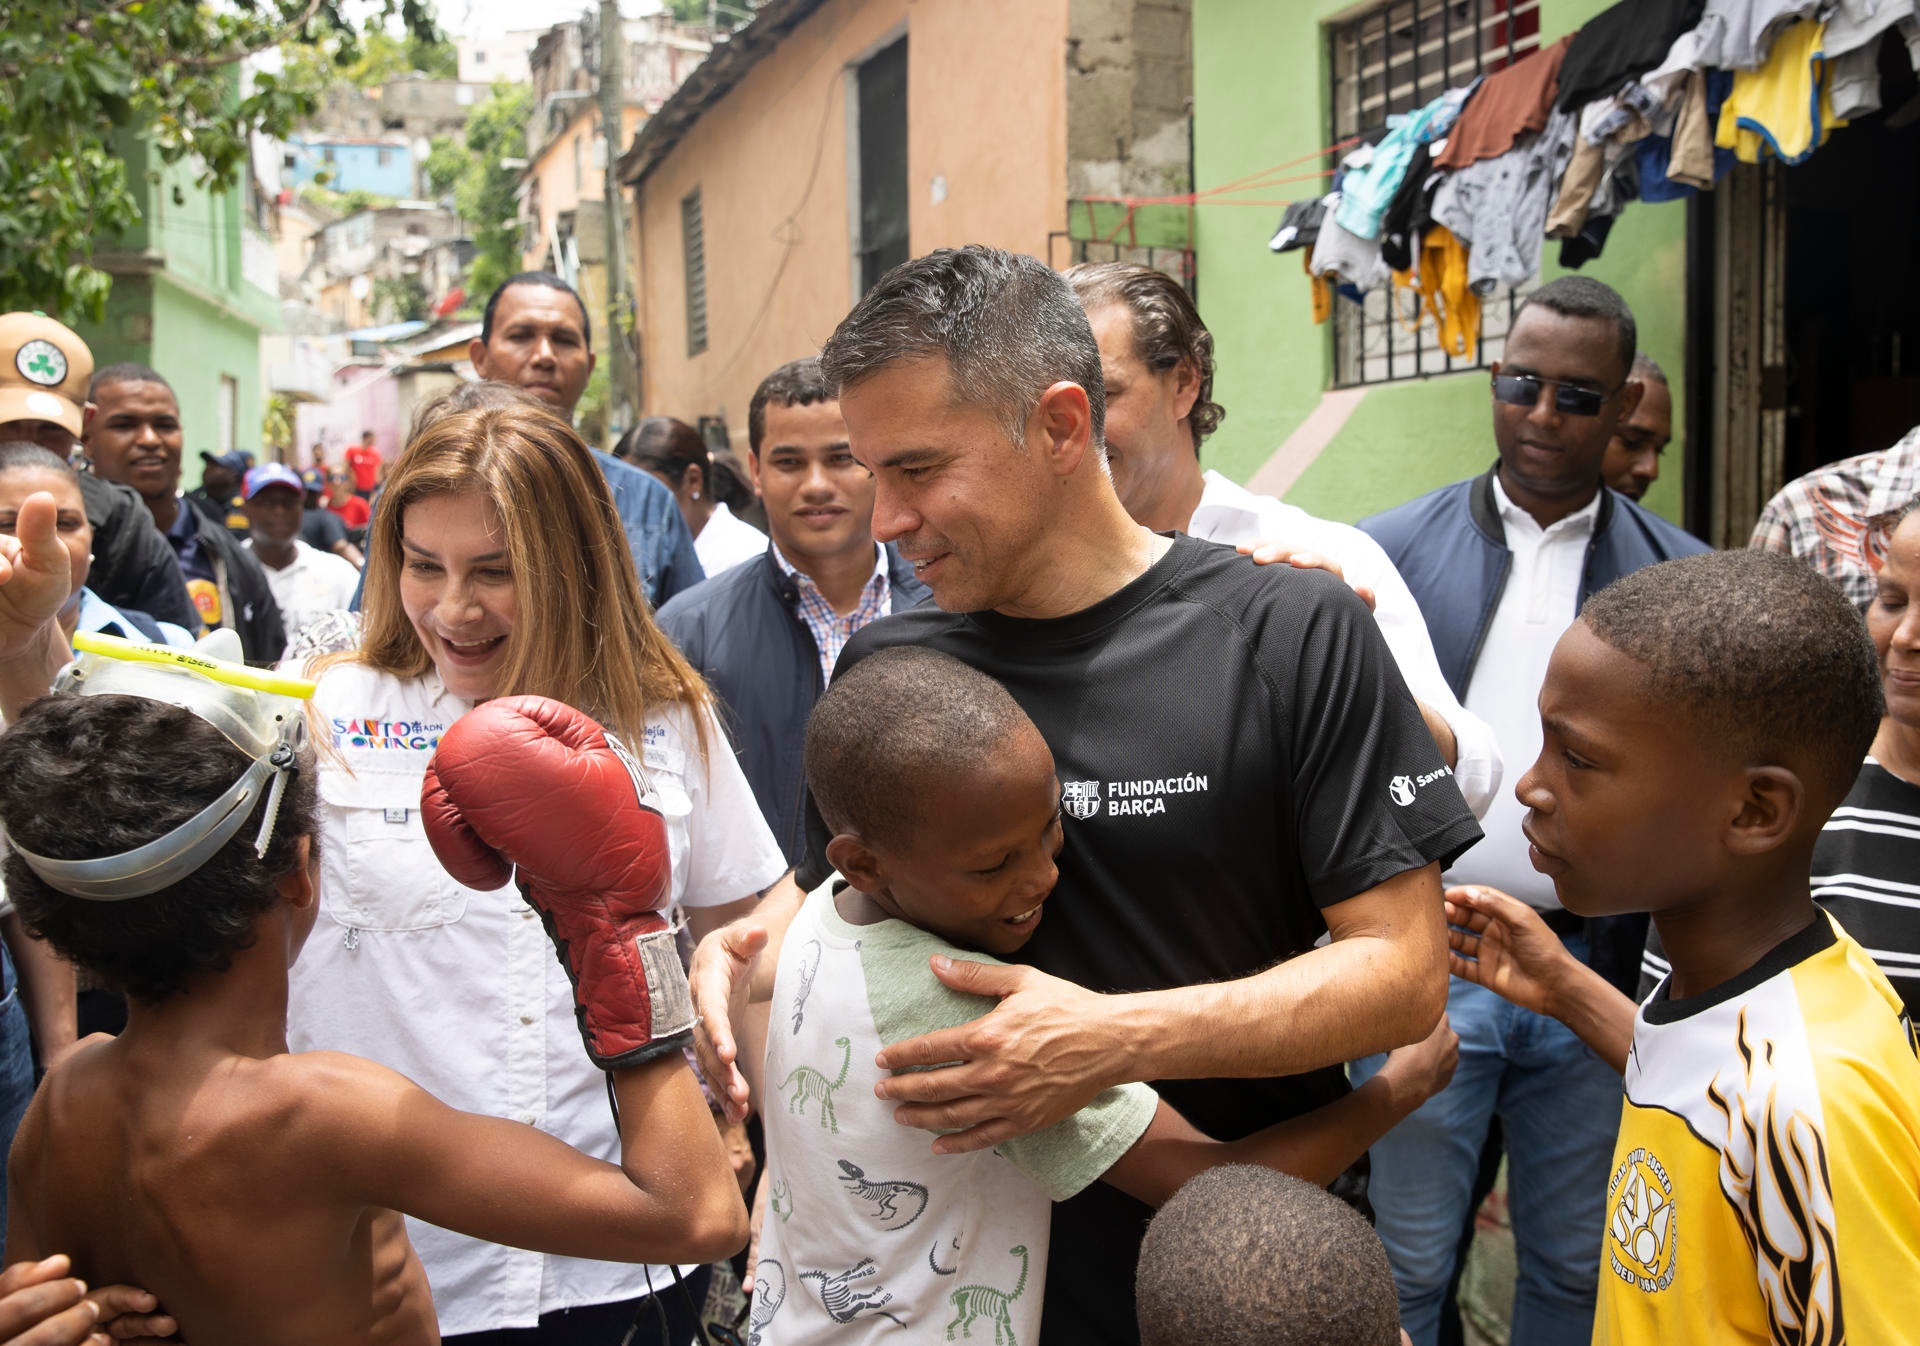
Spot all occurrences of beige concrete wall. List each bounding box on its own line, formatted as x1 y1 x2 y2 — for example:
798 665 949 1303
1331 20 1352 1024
524 105 649 273
632 0 1070 444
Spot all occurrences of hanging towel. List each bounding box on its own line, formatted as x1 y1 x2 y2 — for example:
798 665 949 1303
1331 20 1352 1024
1434 35 1574 171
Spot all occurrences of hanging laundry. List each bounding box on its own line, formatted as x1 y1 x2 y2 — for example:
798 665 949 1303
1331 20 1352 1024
1304 253 1332 326
1336 87 1467 241
1433 109 1578 296
1639 69 1736 198
1268 197 1327 253
1822 0 1920 119
1716 18 1847 164
1308 192 1390 294
1555 0 1707 111
1434 34 1575 171
1560 152 1640 269
1693 0 1823 72
1413 226 1482 361
1379 143 1442 274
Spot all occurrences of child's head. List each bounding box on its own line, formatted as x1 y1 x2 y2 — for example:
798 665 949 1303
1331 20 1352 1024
804 646 1061 955
1136 1165 1403 1346
0 693 319 1003
1518 549 1882 917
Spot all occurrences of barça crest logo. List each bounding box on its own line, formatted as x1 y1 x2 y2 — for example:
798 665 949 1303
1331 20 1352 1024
1061 780 1102 820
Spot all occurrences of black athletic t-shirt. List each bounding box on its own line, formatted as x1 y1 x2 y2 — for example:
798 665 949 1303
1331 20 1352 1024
797 534 1482 1344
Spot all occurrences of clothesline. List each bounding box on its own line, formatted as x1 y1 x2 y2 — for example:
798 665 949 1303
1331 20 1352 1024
1077 135 1365 211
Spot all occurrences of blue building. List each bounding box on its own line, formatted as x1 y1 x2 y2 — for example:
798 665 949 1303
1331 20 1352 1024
282 134 417 200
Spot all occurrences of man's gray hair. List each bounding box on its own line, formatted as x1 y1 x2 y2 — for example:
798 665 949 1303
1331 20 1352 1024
820 246 1107 451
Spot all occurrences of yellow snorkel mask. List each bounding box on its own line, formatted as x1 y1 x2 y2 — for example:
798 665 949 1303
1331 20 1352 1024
7 630 316 901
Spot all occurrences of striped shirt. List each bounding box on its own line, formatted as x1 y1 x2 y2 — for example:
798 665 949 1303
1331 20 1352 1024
770 542 892 686
1642 759 1920 1013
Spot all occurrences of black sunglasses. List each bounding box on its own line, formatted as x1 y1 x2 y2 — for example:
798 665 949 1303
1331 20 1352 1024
1490 372 1619 418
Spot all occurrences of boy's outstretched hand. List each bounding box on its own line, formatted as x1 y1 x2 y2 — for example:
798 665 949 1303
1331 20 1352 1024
0 493 72 660
0 1256 180 1345
1443 886 1576 1018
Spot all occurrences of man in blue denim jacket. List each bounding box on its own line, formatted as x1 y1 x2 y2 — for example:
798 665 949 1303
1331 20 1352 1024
470 273 703 607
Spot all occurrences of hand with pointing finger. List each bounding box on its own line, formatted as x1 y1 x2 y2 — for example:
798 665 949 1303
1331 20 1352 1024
0 492 75 661
874 956 1128 1155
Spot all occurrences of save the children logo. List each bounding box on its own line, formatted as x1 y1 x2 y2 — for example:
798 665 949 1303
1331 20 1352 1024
1606 1147 1677 1293
1389 775 1417 807
1061 780 1102 821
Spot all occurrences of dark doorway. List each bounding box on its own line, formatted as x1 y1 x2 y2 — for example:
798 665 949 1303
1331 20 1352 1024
1781 38 1920 481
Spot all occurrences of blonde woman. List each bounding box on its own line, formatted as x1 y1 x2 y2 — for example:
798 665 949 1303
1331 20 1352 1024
287 402 787 1345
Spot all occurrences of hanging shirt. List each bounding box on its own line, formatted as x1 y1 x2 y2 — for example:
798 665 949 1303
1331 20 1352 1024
1333 84 1473 242
1434 34 1574 171
1694 0 1824 71
1598 912 1920 1345
1453 478 1601 909
1716 18 1848 164
1267 196 1327 253
1432 109 1578 295
691 501 768 578
1308 193 1389 292
285 662 789 1336
1554 0 1707 111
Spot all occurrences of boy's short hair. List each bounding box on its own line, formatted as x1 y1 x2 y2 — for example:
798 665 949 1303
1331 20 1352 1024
1137 1165 1401 1346
0 694 318 1003
1581 549 1883 804
805 646 1032 847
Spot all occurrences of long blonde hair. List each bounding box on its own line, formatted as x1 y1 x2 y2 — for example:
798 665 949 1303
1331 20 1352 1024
343 401 711 750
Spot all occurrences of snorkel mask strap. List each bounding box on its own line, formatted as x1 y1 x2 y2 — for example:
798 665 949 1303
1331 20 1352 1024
9 723 304 902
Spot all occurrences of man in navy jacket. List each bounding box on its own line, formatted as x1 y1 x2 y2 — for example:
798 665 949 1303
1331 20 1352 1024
658 358 927 863
1356 278 1707 1346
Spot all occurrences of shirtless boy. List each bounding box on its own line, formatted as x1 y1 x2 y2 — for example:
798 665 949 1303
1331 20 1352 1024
0 641 746 1345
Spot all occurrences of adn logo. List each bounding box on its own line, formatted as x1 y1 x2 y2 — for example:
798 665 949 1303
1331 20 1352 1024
1389 775 1417 807
1061 781 1102 821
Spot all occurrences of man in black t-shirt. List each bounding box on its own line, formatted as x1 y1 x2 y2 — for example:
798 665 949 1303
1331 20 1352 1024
690 247 1481 1344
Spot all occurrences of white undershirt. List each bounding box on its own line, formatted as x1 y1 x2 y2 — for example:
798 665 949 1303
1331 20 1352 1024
1452 477 1601 909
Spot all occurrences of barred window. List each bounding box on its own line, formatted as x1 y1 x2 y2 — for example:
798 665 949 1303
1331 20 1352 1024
1327 0 1540 387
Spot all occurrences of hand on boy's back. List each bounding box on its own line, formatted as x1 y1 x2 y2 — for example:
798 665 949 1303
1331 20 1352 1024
1444 886 1577 1018
872 956 1127 1155
1237 538 1377 612
0 494 72 661
423 696 691 1068
0 1255 179 1345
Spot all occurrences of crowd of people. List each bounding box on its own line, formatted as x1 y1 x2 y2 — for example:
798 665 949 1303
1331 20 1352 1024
0 244 1912 1346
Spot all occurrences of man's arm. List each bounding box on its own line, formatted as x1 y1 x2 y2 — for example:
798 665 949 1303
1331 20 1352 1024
1102 1013 1458 1207
0 917 73 1071
874 862 1448 1154
688 871 806 1122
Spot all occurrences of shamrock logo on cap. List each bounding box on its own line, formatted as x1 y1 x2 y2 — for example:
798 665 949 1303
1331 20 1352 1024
16 340 68 388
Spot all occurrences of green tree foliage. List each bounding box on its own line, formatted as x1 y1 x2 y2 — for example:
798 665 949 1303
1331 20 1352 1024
0 0 441 324
441 82 533 304
372 273 431 323
282 23 458 96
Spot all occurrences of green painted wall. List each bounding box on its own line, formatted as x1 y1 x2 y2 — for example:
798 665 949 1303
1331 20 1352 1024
1192 0 1690 525
76 132 279 489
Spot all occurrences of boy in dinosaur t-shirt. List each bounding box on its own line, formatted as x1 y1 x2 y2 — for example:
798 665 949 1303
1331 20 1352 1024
748 647 1453 1344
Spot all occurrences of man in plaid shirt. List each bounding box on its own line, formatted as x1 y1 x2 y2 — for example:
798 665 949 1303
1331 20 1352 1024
1752 426 1920 611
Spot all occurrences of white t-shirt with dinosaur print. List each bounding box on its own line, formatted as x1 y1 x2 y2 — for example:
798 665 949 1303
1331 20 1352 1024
750 880 1158 1345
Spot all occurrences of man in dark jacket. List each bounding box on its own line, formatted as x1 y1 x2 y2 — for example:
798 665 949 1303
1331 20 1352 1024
84 363 285 664
657 357 927 863
1355 278 1708 1346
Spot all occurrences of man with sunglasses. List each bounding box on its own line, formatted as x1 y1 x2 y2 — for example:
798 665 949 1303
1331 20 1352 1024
1355 276 1707 1346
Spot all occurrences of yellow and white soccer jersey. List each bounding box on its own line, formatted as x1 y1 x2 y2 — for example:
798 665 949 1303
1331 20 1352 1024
1595 912 1920 1345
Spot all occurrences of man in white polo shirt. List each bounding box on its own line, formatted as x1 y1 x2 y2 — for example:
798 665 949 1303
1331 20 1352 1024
242 463 357 658
1066 262 1500 817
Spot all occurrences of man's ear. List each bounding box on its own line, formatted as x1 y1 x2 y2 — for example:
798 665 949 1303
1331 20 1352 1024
1169 358 1201 424
468 337 492 378
746 447 764 498
1726 766 1805 857
1032 381 1095 478
825 832 885 896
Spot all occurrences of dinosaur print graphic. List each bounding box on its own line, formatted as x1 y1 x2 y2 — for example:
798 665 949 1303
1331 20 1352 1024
929 1234 961 1276
799 1258 906 1327
945 1244 1029 1345
780 1035 851 1134
748 1257 785 1346
836 1159 930 1230
790 939 822 1033
770 1177 793 1223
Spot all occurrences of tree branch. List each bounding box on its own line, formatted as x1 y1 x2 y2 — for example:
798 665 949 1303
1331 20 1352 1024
174 0 328 70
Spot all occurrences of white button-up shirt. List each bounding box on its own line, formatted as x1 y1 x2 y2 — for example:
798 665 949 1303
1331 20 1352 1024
1187 470 1504 818
1452 477 1602 909
286 662 787 1334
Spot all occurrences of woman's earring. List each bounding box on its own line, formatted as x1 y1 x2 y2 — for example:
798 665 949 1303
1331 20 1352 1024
691 490 701 500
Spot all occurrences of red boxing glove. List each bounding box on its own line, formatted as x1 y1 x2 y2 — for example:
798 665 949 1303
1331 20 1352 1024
420 695 694 1069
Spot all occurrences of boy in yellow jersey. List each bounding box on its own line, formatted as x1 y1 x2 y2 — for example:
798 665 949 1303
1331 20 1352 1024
1440 549 1920 1346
